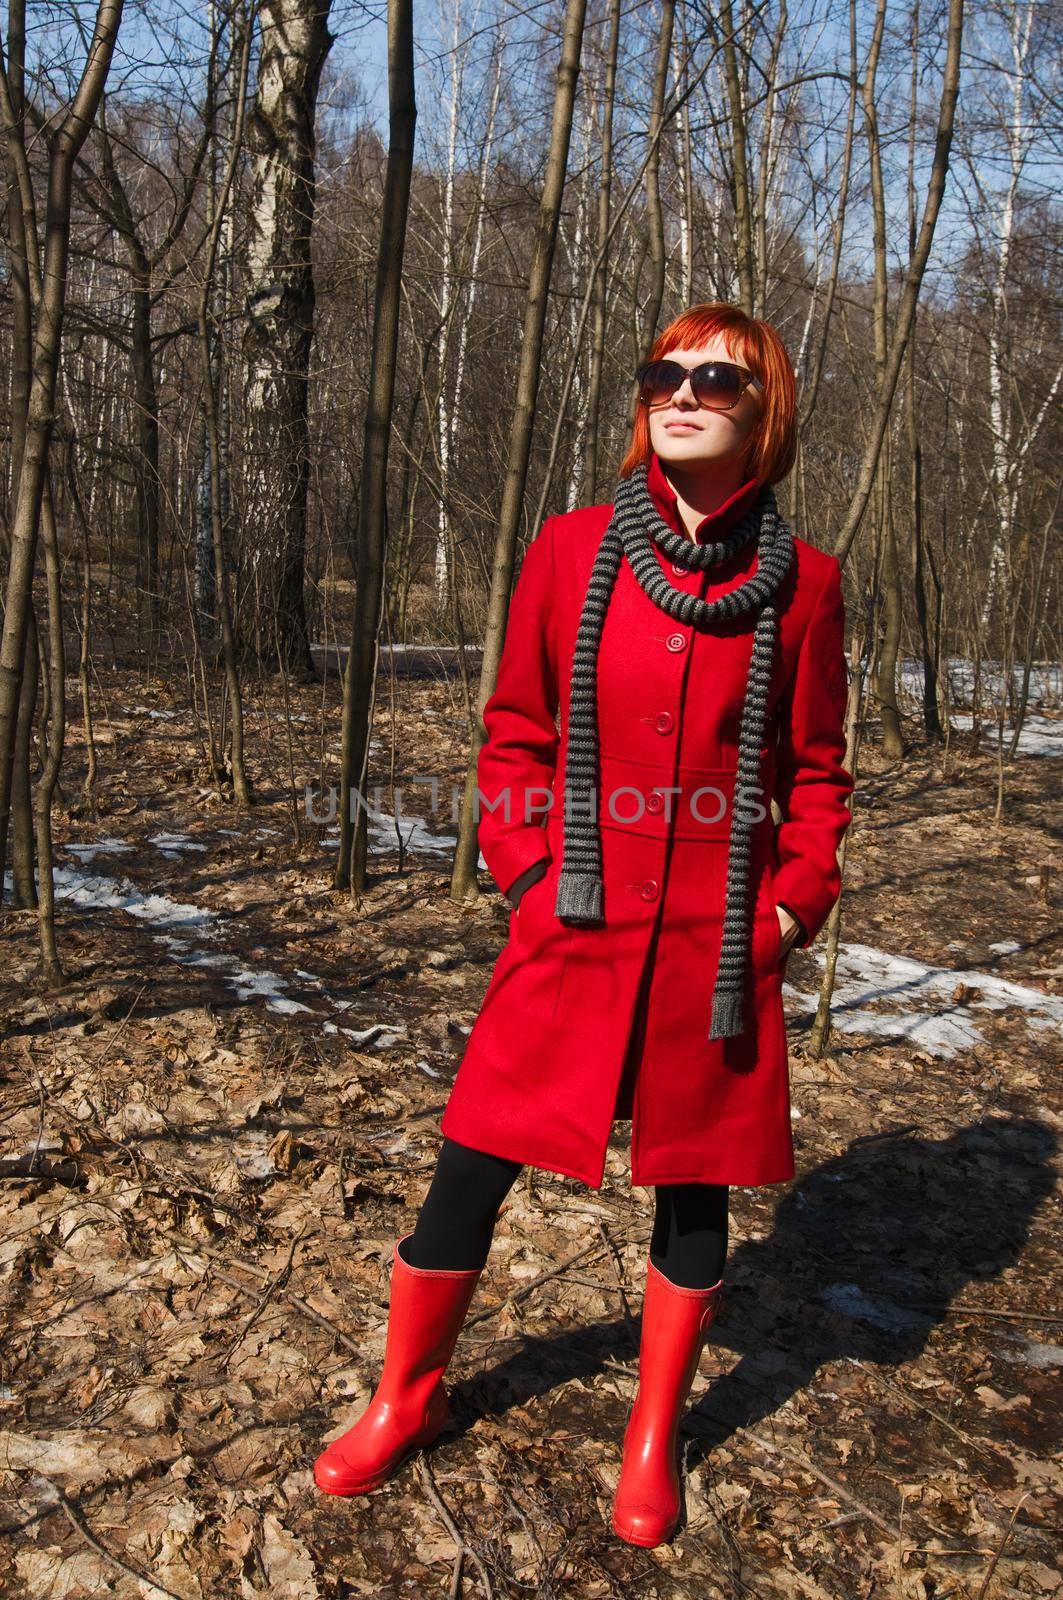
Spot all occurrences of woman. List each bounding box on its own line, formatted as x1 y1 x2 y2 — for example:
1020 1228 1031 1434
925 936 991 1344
314 301 855 1548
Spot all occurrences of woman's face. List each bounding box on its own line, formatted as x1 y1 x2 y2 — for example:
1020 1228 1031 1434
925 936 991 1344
645 332 763 478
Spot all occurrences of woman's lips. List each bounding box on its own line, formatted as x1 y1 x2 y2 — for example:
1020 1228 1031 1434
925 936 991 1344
665 421 700 431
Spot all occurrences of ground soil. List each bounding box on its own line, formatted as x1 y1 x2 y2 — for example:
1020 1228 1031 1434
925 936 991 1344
1 670 1059 1599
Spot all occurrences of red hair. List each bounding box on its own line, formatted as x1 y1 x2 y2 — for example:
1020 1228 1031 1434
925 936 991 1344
619 301 797 487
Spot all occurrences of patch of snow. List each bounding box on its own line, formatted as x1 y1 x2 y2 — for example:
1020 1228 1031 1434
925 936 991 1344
895 658 1061 709
949 711 1063 758
785 942 1063 1059
159 939 316 1016
63 838 133 863
368 811 456 856
33 865 217 930
149 832 208 857
821 1283 934 1332
322 1020 408 1050
987 940 1022 955
999 1339 1063 1369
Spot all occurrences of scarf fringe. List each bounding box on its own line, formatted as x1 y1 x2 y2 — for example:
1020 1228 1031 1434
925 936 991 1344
708 987 746 1040
554 870 604 923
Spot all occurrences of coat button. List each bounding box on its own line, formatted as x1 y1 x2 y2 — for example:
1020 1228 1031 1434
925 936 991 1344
654 711 674 735
639 879 660 901
646 791 664 814
670 561 685 575
666 631 687 652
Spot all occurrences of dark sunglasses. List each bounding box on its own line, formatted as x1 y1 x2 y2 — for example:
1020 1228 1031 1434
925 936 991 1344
634 358 760 412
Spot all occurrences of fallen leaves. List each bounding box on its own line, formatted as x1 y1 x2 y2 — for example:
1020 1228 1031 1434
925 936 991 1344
0 695 1059 1598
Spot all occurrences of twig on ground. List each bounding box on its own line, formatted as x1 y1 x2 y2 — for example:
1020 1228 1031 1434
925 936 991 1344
219 1226 304 1368
35 1478 187 1600
417 1455 495 1599
464 1241 610 1328
595 1219 639 1351
974 1493 1029 1600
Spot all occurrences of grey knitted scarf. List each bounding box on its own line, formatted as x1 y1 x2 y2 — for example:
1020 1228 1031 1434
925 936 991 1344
554 461 795 1041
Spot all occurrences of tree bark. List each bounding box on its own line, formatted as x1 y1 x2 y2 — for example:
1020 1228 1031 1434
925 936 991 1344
241 0 334 675
0 0 124 897
335 0 418 893
449 0 589 906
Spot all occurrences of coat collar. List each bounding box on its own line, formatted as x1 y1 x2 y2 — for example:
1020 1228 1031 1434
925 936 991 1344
645 450 760 544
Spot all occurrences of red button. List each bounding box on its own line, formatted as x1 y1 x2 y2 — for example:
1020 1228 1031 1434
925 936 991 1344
654 711 674 734
646 791 664 814
640 879 660 902
666 632 687 652
670 562 685 575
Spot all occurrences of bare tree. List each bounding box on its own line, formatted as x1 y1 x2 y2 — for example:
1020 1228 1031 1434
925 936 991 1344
335 0 418 893
0 0 124 912
832 0 965 568
449 0 590 906
242 0 334 674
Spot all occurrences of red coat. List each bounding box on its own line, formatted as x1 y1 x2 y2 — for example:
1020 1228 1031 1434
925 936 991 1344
441 451 855 1189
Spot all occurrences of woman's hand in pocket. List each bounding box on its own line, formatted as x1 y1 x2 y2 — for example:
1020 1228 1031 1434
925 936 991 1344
506 857 549 911
775 902 804 964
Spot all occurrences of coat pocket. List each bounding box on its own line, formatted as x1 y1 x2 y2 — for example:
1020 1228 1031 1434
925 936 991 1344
512 850 554 940
751 857 783 976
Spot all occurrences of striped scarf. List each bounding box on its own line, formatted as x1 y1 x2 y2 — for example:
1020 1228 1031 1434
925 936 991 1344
553 461 795 1040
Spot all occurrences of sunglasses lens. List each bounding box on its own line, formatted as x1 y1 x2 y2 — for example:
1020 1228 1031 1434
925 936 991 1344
691 363 744 407
636 359 749 408
636 361 686 403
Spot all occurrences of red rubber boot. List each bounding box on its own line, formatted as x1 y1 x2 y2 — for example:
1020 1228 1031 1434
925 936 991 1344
313 1231 484 1496
611 1256 723 1547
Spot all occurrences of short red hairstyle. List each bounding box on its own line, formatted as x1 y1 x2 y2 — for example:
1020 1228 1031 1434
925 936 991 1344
619 301 797 487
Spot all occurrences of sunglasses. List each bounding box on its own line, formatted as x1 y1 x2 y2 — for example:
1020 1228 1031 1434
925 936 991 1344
634 358 760 412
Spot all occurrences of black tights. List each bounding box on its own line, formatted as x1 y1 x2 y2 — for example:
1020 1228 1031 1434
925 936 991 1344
406 1137 728 1289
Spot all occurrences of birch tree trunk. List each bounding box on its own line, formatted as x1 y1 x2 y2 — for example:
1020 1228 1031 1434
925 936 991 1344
450 0 589 904
581 0 620 506
833 0 965 567
637 0 674 358
242 0 334 675
718 0 755 315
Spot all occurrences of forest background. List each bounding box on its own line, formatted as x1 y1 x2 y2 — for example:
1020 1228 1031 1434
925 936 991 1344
0 1 1060 1596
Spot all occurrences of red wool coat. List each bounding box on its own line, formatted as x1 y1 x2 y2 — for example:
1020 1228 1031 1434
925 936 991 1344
441 451 855 1189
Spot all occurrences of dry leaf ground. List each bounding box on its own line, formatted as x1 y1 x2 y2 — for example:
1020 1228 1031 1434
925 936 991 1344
0 671 1059 1599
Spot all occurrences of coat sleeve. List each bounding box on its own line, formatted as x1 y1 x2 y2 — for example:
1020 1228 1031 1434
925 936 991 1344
476 516 560 898
771 556 855 947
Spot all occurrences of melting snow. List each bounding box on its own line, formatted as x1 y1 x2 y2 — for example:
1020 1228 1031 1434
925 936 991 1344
999 1340 1063 1369
38 865 216 930
158 939 317 1015
948 711 1063 758
821 1283 935 1332
322 1020 408 1049
785 942 1063 1058
13 857 405 1039
896 658 1061 706
63 838 134 863
321 810 460 857
149 832 209 858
